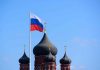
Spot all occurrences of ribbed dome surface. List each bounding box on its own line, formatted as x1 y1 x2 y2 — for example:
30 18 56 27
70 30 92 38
60 52 71 64
33 33 57 56
19 52 29 64
45 51 55 62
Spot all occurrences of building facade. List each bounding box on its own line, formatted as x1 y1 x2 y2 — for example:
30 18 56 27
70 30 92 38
19 33 71 70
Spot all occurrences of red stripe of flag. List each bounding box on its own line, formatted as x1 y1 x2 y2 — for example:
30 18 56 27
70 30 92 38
30 24 43 32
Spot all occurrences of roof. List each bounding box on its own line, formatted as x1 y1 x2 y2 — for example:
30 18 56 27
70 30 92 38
33 33 57 56
19 52 29 64
60 52 71 64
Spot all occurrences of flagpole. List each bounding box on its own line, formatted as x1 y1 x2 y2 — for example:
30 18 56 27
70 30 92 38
29 31 31 70
29 12 32 70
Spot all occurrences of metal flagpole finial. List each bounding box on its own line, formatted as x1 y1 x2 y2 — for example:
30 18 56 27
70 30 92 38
29 11 31 18
44 22 47 33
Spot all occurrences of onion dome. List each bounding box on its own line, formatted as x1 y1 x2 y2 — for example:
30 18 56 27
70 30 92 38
33 33 57 56
60 52 71 64
19 52 29 64
45 50 55 62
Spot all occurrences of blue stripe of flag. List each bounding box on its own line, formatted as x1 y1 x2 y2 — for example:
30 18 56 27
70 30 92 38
31 18 43 29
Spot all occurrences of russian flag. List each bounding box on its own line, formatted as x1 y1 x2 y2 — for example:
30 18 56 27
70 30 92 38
30 14 43 32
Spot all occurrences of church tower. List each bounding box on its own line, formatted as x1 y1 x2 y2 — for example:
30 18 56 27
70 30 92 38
19 51 30 70
18 33 72 70
60 50 71 70
33 33 57 70
45 49 56 70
